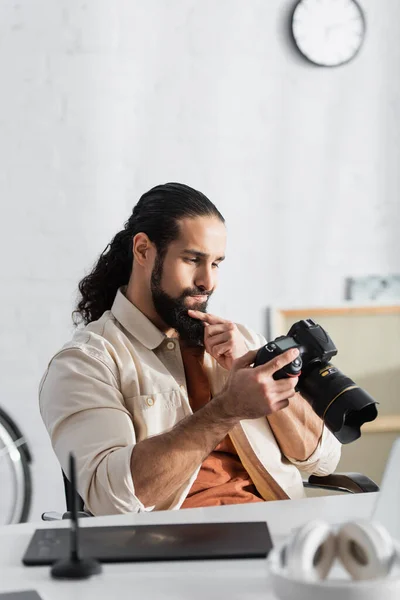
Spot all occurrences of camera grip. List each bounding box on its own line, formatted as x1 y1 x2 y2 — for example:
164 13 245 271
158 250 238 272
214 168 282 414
254 342 302 380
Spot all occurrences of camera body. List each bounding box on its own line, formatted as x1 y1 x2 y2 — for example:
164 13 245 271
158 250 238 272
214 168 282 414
254 337 303 379
254 319 378 444
255 318 337 380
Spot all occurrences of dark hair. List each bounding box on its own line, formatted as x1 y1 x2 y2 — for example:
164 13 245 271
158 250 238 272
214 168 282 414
73 182 225 326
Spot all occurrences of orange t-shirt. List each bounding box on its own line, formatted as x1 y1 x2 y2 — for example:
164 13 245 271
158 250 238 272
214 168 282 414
179 343 264 509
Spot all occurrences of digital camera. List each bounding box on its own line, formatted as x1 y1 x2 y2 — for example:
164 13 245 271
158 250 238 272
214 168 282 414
254 319 378 444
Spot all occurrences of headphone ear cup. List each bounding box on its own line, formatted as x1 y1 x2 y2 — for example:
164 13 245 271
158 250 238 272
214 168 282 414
337 520 395 580
283 520 336 582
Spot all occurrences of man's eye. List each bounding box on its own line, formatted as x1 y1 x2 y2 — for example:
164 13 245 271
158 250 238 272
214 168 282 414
184 258 220 267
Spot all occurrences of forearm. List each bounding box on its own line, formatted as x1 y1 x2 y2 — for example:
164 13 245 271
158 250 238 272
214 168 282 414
267 393 324 461
130 393 239 507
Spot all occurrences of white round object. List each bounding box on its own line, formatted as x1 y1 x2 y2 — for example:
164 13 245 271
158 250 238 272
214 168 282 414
291 0 366 67
268 541 400 600
337 520 395 580
284 520 336 581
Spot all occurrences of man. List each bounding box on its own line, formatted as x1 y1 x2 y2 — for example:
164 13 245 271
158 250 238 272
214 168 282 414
39 182 341 515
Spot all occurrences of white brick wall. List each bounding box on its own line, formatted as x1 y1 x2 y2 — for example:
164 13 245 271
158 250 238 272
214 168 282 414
0 0 399 521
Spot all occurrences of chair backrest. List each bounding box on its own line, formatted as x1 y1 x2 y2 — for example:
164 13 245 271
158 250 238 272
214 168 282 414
62 470 85 513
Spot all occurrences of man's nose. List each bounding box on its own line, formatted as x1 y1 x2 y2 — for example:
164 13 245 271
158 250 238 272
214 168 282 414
195 266 214 293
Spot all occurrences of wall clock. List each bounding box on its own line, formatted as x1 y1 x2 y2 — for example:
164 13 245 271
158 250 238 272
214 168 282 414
291 0 366 67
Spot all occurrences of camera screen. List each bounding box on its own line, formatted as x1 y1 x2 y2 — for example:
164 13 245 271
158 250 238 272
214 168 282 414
276 337 296 351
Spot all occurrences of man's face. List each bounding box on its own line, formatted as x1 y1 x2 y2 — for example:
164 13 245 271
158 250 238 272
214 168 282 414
151 216 226 346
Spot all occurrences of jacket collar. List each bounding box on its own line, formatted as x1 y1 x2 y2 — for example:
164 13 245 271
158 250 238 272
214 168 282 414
111 288 166 350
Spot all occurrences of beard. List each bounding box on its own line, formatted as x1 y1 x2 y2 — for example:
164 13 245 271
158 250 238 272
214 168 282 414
150 255 212 347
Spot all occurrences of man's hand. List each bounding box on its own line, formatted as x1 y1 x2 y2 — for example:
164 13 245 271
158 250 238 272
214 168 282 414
216 348 300 421
187 310 248 370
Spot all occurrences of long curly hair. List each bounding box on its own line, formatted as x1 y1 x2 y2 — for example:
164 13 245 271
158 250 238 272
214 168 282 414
73 182 225 326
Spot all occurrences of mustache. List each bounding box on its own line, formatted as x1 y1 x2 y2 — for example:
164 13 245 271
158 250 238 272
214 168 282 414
181 289 212 299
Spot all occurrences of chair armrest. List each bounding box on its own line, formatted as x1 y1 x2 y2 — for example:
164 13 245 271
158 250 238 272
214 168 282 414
41 510 92 521
304 472 379 494
62 511 92 519
41 511 63 521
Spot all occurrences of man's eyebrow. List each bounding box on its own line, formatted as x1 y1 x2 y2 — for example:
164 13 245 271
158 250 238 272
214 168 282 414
182 249 225 262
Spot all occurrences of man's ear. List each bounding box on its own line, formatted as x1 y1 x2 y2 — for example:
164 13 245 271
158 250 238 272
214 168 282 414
133 232 154 266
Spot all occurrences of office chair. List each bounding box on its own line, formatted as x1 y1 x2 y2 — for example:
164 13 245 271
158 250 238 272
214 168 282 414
41 470 379 521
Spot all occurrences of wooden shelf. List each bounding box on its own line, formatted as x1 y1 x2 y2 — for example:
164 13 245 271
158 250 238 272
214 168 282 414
361 415 400 434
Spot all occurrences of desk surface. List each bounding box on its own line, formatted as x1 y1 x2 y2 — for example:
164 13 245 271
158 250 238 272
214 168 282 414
0 492 377 600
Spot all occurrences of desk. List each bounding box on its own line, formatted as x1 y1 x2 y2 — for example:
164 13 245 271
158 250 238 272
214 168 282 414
0 492 377 600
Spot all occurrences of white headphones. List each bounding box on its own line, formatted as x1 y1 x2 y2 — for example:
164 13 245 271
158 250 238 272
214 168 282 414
280 519 399 582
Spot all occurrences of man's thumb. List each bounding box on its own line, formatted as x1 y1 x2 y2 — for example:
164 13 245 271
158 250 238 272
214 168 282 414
232 349 258 370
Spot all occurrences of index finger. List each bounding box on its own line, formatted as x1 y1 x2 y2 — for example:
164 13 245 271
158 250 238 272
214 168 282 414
187 310 228 325
254 348 300 375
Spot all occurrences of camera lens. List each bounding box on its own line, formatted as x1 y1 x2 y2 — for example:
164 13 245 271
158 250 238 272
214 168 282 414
298 364 378 444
